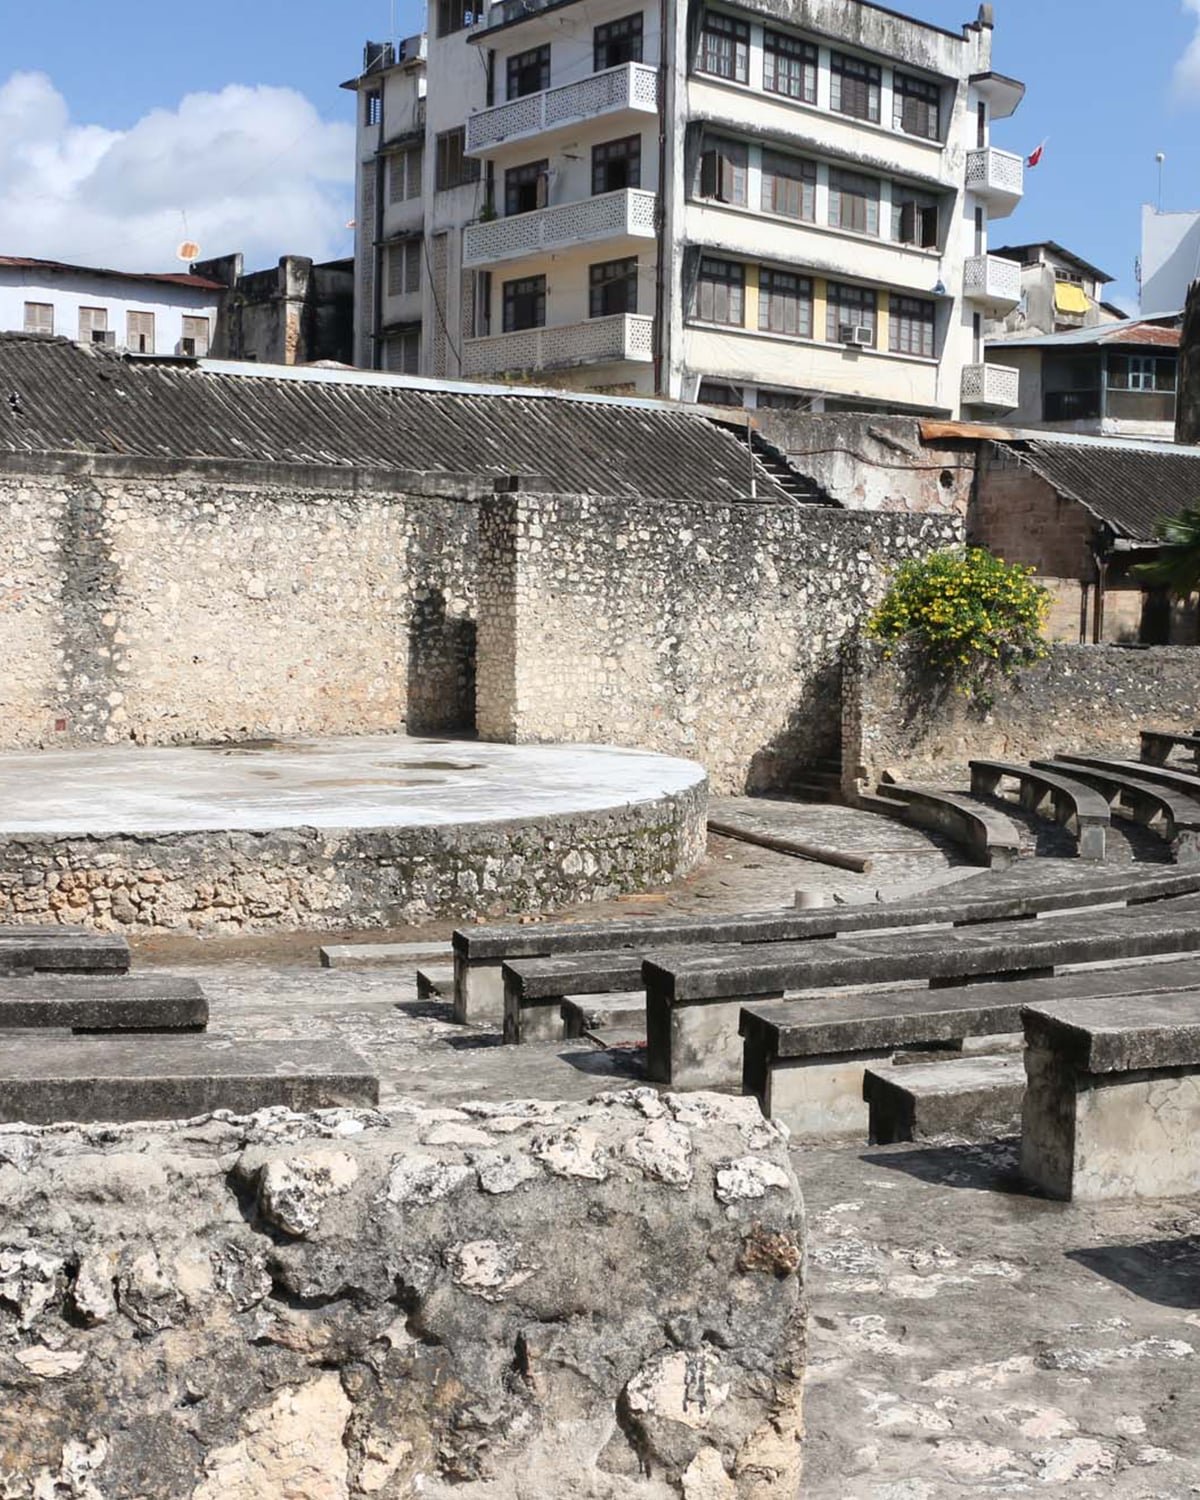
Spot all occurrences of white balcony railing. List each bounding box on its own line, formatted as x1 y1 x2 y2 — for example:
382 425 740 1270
463 188 657 267
466 63 659 154
965 147 1025 217
961 361 1020 411
963 253 1022 311
462 313 654 378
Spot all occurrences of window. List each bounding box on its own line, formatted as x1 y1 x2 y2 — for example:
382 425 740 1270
696 379 743 406
507 45 550 99
365 91 382 126
78 306 108 344
893 192 940 248
691 256 744 326
435 128 480 191
126 311 154 353
23 302 53 335
505 159 549 215
828 169 879 236
387 329 420 373
825 282 876 345
893 72 941 140
389 146 423 203
180 315 210 357
436 0 474 37
763 30 817 103
592 136 641 195
503 274 546 332
889 295 935 358
830 52 880 122
590 257 638 317
388 239 422 296
594 14 643 70
696 12 749 83
697 138 747 205
760 151 815 221
758 269 813 338
1108 355 1176 393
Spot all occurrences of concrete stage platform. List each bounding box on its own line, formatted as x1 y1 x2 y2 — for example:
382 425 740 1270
0 736 707 936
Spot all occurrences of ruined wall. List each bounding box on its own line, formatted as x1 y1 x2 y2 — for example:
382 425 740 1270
0 1091 806 1499
754 413 976 518
844 638 1200 790
0 457 479 748
477 493 963 793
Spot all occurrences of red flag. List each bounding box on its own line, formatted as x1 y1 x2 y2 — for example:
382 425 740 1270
1027 139 1047 168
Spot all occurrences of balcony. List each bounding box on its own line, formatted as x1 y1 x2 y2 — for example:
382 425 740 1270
463 188 657 267
462 312 654 378
963 254 1022 315
466 63 659 155
965 147 1024 218
962 361 1020 412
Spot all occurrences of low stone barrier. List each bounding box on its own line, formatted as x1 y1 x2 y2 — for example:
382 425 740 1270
0 1090 805 1498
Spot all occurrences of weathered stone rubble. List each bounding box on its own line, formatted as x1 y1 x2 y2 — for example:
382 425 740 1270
0 1088 805 1498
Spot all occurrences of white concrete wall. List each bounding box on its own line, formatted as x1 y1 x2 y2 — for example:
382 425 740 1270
1141 205 1200 318
0 269 219 355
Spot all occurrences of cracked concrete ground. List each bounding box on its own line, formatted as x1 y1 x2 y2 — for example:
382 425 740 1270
126 797 1199 1495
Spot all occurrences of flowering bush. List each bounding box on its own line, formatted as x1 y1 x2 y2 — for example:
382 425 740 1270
867 548 1049 699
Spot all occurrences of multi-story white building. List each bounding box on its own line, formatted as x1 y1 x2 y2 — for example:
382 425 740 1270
0 256 223 357
347 0 1025 417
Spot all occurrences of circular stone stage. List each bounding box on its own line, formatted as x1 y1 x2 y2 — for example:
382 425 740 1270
0 737 708 935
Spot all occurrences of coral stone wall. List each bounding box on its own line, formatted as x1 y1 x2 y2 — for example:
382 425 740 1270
0 456 479 749
0 1092 806 1500
0 778 707 934
477 493 963 793
844 638 1200 791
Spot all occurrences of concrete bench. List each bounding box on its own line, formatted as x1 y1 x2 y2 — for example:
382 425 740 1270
876 783 1022 868
1140 729 1200 768
738 954 1200 1137
1021 991 1200 1201
0 975 208 1032
864 1056 1025 1146
645 897 1200 1090
459 864 1200 1027
0 930 130 975
969 760 1109 861
1034 759 1200 862
0 1034 378 1124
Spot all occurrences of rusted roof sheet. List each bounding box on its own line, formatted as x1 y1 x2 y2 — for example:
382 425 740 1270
0 257 226 292
0 334 792 501
1007 437 1200 543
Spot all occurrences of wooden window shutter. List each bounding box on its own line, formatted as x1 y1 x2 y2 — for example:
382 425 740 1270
897 201 917 244
718 153 735 203
700 150 718 199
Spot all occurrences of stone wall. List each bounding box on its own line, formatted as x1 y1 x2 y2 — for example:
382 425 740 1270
844 638 1200 791
0 777 707 934
0 1090 806 1498
477 493 963 793
0 455 479 749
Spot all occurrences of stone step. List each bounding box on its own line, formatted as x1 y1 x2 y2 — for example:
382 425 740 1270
0 975 207 1032
0 931 130 975
863 1055 1025 1146
416 965 455 1000
319 940 451 969
0 1034 378 1124
562 993 645 1042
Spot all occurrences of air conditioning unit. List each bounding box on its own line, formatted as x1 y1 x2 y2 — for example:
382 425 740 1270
840 325 872 346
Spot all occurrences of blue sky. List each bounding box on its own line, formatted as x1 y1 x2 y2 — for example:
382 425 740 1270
2 0 1198 306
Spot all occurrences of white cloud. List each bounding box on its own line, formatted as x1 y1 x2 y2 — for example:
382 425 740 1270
0 71 355 272
1174 0 1200 100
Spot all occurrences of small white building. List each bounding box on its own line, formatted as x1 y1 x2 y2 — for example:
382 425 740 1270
0 256 224 357
346 0 1027 419
1141 205 1200 321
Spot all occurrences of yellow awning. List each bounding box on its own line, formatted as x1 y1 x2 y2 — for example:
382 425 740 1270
1055 282 1091 315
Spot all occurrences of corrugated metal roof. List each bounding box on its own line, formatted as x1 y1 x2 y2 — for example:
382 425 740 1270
988 321 1180 351
0 256 226 293
0 334 793 502
1007 436 1200 542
